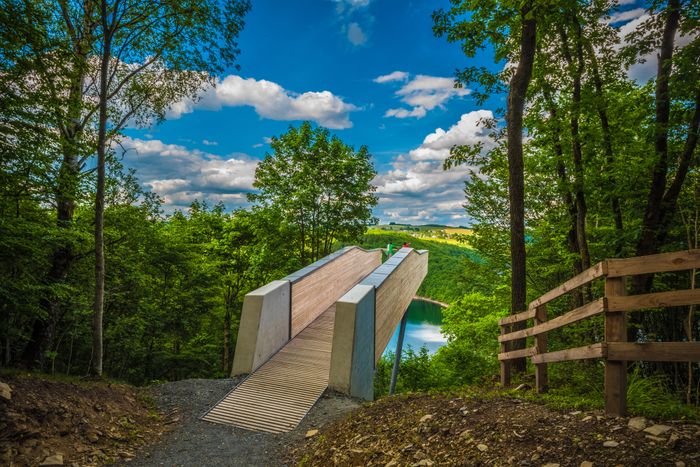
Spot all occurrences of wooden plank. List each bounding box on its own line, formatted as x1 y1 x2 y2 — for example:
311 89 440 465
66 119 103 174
531 343 605 364
374 250 429 362
498 346 536 361
604 276 627 417
606 249 700 278
607 342 700 362
528 261 607 310
534 305 548 393
499 299 605 343
499 309 536 326
202 305 336 433
291 248 380 336
607 288 700 312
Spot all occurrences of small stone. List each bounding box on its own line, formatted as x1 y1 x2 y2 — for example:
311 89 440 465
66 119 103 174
603 440 619 448
0 382 11 401
581 416 593 422
415 460 434 466
413 451 427 461
531 453 540 461
570 411 582 415
644 424 672 436
39 454 63 466
646 435 665 443
460 430 473 439
580 462 594 467
628 417 647 432
675 462 686 467
507 456 516 464
667 433 680 448
476 444 488 452
419 414 434 423
305 429 319 439
87 432 99 443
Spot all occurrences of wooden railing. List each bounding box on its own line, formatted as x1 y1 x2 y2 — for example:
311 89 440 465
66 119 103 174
499 249 700 416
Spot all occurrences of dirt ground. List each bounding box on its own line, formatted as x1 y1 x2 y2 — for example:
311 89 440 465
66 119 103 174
291 391 700 467
0 373 164 466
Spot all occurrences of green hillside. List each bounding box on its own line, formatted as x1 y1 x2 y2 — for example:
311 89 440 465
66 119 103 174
358 228 478 304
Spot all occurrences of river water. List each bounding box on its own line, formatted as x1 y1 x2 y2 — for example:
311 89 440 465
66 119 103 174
383 299 447 356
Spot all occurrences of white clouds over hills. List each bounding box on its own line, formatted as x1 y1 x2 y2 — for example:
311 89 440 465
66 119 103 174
373 110 494 223
167 75 359 129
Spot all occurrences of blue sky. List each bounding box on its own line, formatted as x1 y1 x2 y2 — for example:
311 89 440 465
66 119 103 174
121 0 651 225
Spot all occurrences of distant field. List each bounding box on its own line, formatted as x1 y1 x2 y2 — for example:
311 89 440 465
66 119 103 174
358 228 478 304
371 224 473 247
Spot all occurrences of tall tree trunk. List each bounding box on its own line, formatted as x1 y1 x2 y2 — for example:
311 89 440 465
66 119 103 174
633 0 681 291
586 41 624 253
545 90 584 308
506 3 537 373
91 0 112 376
20 65 86 369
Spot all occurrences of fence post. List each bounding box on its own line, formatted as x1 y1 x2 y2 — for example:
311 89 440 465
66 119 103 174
500 324 511 387
604 276 627 416
535 304 548 393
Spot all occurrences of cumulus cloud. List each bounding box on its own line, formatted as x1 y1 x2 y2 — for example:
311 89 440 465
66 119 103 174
167 75 359 129
373 110 494 224
376 73 470 119
608 7 646 24
373 71 409 83
118 137 258 210
347 22 367 45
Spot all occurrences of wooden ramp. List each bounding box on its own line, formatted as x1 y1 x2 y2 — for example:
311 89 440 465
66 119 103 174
202 306 335 433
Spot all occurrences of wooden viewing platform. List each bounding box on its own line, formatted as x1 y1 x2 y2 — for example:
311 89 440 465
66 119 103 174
202 246 429 433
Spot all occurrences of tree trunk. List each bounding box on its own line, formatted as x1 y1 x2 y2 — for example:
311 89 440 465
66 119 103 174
506 3 537 373
633 0 681 293
20 68 86 370
586 41 624 253
91 1 112 377
223 304 231 374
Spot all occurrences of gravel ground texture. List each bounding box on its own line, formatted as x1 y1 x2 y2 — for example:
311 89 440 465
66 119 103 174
120 378 359 467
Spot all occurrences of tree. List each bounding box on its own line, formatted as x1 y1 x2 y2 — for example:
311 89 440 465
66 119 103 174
249 122 378 264
88 0 251 375
434 0 548 372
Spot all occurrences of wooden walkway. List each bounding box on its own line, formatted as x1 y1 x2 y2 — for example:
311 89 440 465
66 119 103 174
202 306 336 433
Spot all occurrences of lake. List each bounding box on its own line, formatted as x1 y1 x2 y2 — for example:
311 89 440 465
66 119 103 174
383 299 447 356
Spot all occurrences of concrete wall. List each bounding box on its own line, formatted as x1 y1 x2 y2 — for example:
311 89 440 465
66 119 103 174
328 284 375 400
328 248 429 400
231 280 290 376
232 246 381 377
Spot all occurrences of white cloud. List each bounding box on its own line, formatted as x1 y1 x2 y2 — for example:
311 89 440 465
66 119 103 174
384 107 427 119
347 22 367 46
617 12 695 83
374 71 409 83
202 139 218 146
376 73 470 119
608 7 646 24
373 110 493 224
167 75 359 129
118 137 259 210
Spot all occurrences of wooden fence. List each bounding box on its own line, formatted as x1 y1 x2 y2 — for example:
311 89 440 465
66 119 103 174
498 249 700 416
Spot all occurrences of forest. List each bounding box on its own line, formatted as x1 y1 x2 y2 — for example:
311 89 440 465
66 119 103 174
1 0 699 422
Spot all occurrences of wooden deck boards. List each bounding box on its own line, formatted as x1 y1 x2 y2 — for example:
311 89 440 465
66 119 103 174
202 306 336 433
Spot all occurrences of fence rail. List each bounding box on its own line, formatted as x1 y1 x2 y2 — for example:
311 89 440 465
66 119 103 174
499 249 700 416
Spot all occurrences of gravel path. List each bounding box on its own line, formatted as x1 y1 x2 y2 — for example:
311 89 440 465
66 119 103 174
121 378 359 467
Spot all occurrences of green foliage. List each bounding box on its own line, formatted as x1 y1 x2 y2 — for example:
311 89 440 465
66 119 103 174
250 122 378 263
359 229 480 303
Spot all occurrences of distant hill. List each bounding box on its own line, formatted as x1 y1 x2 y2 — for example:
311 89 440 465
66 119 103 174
358 228 477 304
372 224 473 246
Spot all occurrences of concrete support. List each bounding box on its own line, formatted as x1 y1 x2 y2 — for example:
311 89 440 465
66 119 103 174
389 312 408 395
328 284 375 400
231 280 290 376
